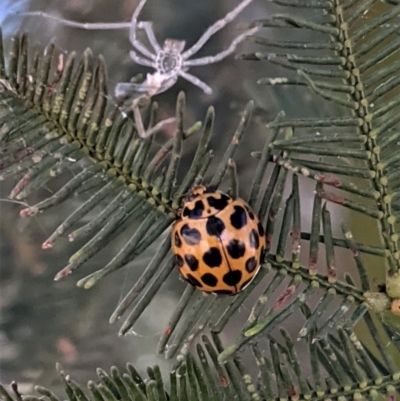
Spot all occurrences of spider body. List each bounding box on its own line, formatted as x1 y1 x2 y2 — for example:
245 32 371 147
17 0 258 137
157 40 186 76
118 0 259 100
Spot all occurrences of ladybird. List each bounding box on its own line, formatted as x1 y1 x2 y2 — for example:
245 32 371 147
171 186 265 295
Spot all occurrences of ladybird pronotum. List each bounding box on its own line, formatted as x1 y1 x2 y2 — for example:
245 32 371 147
171 186 265 295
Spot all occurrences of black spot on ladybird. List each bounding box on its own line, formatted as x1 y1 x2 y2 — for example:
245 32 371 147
246 206 255 220
226 239 246 259
206 216 225 237
175 254 184 267
184 254 199 271
249 229 259 249
223 270 242 286
230 206 247 229
201 273 218 287
181 224 201 245
182 200 205 219
186 273 203 288
258 221 265 237
245 257 257 273
203 247 222 267
174 232 182 247
207 194 230 211
213 289 234 295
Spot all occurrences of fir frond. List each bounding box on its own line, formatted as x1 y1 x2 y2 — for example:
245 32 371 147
180 0 400 366
1 328 400 401
198 0 400 365
239 0 400 292
0 30 210 286
0 28 262 349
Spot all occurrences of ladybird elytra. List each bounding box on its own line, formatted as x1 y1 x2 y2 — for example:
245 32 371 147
171 185 265 295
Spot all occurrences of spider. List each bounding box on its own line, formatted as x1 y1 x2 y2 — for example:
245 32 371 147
17 0 259 138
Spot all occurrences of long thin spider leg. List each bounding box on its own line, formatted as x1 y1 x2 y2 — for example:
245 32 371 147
115 82 151 100
129 0 157 60
183 26 259 67
129 50 155 68
138 21 162 53
17 10 155 60
16 11 132 30
133 101 147 138
178 71 213 95
142 117 176 138
132 97 176 138
129 0 148 39
182 0 254 59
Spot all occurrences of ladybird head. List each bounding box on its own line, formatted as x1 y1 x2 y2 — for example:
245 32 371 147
185 185 206 201
185 185 218 201
179 186 232 220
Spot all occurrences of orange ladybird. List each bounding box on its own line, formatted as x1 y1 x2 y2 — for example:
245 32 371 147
171 186 265 295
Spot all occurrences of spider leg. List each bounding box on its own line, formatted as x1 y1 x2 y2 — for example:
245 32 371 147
139 116 177 138
16 11 132 30
182 0 254 59
178 71 213 95
138 21 162 53
115 82 152 100
129 50 155 68
17 10 155 60
129 0 157 61
183 26 259 67
133 102 148 138
132 97 176 139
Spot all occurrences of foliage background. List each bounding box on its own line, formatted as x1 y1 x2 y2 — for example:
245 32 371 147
0 0 399 399
0 0 275 390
